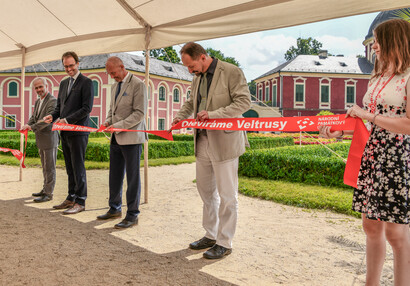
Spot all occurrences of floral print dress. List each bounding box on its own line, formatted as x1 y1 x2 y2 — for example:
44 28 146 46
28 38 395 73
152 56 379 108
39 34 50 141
352 67 410 224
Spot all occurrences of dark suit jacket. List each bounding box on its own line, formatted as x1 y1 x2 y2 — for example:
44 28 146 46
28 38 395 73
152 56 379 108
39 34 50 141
51 73 94 136
27 93 59 150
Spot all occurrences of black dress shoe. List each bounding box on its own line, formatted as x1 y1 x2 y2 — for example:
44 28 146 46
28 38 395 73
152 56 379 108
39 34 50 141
203 244 232 259
97 211 122 220
33 195 52 203
32 191 45 197
115 219 137 229
189 237 216 250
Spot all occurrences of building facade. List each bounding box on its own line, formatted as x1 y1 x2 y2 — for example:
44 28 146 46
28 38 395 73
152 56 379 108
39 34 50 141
253 7 410 117
0 53 193 132
253 52 373 117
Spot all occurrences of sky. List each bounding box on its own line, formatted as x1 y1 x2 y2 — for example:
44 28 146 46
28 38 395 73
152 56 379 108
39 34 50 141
131 11 379 81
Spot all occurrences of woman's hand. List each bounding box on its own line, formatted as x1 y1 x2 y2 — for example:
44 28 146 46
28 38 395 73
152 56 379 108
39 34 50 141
346 105 371 120
318 125 342 139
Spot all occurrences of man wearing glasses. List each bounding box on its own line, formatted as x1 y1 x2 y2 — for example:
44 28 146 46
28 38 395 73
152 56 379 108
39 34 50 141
44 51 94 214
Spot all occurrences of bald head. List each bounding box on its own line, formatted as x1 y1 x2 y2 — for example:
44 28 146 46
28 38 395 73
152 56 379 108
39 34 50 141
106 56 127 82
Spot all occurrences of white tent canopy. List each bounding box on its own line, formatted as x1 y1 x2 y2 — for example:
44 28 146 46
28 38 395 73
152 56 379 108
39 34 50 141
0 0 408 70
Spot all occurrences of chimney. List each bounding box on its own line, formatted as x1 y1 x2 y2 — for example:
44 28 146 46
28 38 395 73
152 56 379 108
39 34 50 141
318 49 328 59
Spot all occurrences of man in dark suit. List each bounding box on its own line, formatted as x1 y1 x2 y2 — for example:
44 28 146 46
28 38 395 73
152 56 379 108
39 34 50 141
21 77 59 203
96 56 147 229
44 51 94 214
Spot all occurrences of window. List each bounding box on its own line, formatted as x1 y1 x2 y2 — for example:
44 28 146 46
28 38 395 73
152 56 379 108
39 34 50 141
295 84 304 102
346 86 355 104
321 85 329 103
187 90 191 99
272 84 277 107
173 88 180 102
89 116 99 129
159 86 166 101
258 89 262 101
8 81 18 97
92 80 99 97
265 86 269 101
158 118 165 130
5 115 16 128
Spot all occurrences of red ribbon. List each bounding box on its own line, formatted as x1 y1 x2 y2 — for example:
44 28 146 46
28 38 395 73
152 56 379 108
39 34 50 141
0 129 28 168
51 115 369 188
53 123 174 141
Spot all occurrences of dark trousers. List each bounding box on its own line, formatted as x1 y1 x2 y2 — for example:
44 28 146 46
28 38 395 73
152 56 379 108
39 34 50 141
109 135 142 222
61 133 88 206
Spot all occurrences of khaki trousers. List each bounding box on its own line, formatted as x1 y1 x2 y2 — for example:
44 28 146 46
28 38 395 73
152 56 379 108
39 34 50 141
196 134 239 249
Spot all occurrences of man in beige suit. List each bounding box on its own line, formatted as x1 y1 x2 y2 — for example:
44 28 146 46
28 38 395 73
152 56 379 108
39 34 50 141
21 77 59 203
172 42 251 259
97 56 147 229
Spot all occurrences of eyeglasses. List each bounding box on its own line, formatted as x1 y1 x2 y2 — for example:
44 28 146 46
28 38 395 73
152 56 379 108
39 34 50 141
64 64 77 69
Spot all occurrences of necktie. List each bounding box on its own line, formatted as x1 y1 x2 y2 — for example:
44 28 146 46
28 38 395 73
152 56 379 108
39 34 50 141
67 77 74 94
115 81 122 101
198 73 207 113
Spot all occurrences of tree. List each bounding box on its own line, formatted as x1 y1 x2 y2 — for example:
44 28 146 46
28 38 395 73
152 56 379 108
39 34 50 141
284 37 323 61
206 48 240 67
144 47 181 63
248 81 256 96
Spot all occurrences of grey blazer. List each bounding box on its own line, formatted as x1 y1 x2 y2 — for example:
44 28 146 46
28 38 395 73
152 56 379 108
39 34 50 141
176 60 251 162
105 73 148 145
27 93 59 150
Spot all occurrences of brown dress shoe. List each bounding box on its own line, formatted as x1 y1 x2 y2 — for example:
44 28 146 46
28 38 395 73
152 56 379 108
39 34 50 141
62 203 85 215
53 200 74 209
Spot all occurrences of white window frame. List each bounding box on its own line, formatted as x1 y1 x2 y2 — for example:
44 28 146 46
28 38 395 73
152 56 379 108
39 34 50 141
293 76 306 109
7 81 19 98
5 114 16 128
159 86 166 101
265 85 269 102
319 78 332 109
272 80 277 107
158 118 165 130
345 79 357 109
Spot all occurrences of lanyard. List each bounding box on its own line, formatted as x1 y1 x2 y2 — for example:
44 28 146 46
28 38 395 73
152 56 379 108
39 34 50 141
369 73 395 113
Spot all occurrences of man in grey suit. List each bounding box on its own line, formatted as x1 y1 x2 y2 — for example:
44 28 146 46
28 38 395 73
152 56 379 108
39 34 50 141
21 77 59 203
172 42 251 259
97 56 147 229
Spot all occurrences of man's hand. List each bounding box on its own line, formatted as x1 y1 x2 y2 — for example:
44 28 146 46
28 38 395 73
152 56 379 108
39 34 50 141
43 115 53 124
55 118 68 124
171 118 181 126
102 121 114 134
169 118 181 133
21 124 31 131
196 111 209 122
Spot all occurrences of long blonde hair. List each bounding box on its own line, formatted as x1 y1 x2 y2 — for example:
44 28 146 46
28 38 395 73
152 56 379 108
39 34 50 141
373 19 410 78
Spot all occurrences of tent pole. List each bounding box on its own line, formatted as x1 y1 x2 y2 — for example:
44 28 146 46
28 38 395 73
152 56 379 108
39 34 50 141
144 50 150 204
19 46 26 181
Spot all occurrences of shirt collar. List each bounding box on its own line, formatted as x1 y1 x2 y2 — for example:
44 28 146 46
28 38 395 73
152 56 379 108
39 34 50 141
71 71 80 81
121 71 130 83
205 57 218 75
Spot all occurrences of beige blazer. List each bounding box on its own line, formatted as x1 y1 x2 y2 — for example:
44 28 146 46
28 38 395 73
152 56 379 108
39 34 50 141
105 73 148 145
176 60 251 162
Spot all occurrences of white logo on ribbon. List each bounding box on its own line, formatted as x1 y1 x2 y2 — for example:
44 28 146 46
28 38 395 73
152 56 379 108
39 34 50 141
297 118 315 130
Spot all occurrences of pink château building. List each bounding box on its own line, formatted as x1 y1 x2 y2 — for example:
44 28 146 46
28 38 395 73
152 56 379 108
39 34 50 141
0 53 193 132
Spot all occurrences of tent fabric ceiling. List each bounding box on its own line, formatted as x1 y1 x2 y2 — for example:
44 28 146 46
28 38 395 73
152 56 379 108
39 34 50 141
0 0 408 70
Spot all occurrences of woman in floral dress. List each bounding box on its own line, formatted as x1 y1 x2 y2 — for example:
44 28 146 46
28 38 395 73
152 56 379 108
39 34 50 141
320 19 410 285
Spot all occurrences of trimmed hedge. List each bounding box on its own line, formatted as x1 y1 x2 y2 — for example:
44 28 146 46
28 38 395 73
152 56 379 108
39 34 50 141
239 143 351 188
